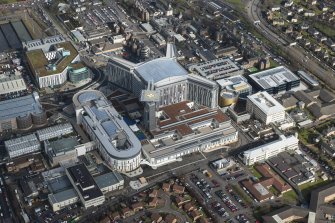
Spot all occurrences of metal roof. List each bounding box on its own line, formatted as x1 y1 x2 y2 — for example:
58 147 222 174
134 58 188 84
249 66 299 90
0 92 43 120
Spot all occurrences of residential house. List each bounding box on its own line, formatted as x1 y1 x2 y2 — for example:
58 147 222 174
132 202 144 212
149 189 158 198
184 202 195 212
172 184 185 194
121 207 134 218
162 182 172 192
165 214 178 223
151 213 162 223
190 209 203 222
148 197 159 208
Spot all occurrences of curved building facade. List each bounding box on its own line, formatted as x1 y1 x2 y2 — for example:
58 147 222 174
106 57 219 109
219 90 239 107
32 112 47 126
16 114 33 130
68 66 91 83
73 90 142 172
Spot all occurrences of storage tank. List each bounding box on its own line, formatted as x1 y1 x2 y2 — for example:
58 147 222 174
16 114 33 130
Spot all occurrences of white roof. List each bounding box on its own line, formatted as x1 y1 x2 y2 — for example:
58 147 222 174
134 57 188 84
244 135 299 159
249 66 299 89
0 75 26 95
247 91 285 115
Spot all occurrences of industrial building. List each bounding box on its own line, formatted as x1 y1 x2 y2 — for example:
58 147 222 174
36 123 74 141
142 101 238 167
26 40 80 88
73 90 142 173
248 66 300 94
5 134 41 159
0 92 46 132
189 57 244 80
106 48 219 109
0 74 26 96
242 135 299 165
66 164 105 209
246 91 286 125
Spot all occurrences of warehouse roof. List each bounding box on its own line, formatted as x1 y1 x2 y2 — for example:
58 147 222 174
0 92 43 120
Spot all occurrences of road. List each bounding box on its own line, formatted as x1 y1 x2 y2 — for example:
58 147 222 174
246 0 335 90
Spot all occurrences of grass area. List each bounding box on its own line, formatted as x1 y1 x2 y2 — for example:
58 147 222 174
269 58 279 68
250 166 262 179
282 190 299 204
299 179 329 199
269 186 279 196
298 128 318 144
0 0 18 4
231 184 253 205
223 0 245 12
313 22 335 38
248 67 258 73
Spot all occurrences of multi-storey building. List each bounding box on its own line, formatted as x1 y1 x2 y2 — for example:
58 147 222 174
247 91 286 125
73 90 142 172
26 39 80 88
66 164 105 209
242 135 299 165
107 56 219 109
142 101 239 167
248 66 300 94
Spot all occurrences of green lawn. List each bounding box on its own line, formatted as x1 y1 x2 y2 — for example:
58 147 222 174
0 0 18 4
313 22 335 38
250 166 263 179
282 190 299 204
269 58 279 68
298 128 318 144
223 0 245 12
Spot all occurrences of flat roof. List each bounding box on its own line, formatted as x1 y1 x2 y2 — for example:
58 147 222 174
134 58 188 84
49 188 78 204
189 58 242 78
0 92 43 120
26 41 78 77
0 75 26 95
249 66 299 89
247 91 285 115
48 137 78 155
94 172 124 189
66 163 103 201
